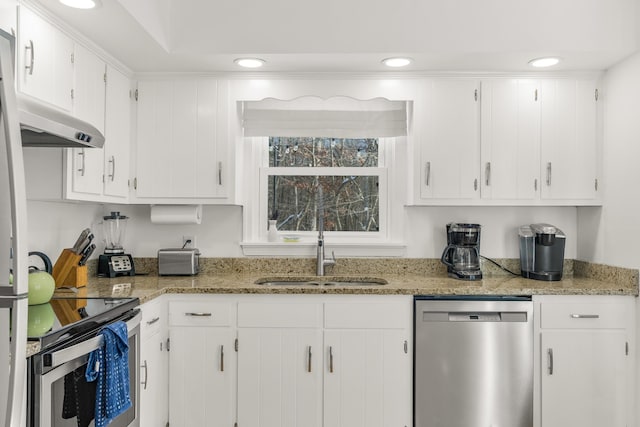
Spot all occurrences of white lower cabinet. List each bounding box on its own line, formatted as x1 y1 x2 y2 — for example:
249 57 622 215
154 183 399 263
166 294 412 427
139 296 169 427
534 295 634 427
168 298 236 427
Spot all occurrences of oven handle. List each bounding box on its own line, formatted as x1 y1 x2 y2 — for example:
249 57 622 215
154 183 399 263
47 311 141 367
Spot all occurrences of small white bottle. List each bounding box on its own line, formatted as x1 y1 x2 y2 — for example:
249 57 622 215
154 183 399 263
268 220 279 242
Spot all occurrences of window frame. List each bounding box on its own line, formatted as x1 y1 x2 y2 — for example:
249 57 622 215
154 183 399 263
241 136 406 256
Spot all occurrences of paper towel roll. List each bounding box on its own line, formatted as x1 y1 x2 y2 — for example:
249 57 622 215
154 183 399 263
150 205 203 224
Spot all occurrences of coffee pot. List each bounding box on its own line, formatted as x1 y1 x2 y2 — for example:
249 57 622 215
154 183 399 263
440 223 482 280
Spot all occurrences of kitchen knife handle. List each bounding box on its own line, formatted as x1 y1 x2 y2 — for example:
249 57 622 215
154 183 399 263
547 348 554 375
25 39 34 75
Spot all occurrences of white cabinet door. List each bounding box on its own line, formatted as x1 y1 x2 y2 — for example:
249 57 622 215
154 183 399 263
103 65 131 199
540 79 598 200
135 78 225 201
169 326 235 427
418 79 480 201
540 330 627 427
139 297 169 427
237 328 323 427
323 329 410 427
69 44 106 196
17 6 73 111
140 333 168 427
481 79 540 200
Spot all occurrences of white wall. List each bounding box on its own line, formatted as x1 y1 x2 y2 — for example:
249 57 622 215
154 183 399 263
577 50 640 269
27 200 577 260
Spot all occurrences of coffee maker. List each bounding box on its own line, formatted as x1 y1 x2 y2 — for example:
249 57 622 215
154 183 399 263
441 223 482 280
518 223 565 281
97 211 135 278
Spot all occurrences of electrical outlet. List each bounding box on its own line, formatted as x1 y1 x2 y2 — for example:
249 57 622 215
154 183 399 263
182 235 196 248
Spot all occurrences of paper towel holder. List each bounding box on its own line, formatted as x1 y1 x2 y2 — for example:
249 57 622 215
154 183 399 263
150 204 203 225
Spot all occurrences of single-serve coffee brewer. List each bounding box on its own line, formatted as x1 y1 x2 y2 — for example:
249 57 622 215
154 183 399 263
518 223 565 281
441 223 482 280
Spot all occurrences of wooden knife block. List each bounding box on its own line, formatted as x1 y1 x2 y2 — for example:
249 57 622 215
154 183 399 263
52 249 87 288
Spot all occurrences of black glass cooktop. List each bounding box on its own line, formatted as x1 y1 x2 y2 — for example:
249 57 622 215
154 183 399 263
27 296 139 349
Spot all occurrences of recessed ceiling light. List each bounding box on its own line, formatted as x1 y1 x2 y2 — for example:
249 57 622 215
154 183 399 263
234 58 265 68
528 57 561 68
382 57 413 68
59 0 101 9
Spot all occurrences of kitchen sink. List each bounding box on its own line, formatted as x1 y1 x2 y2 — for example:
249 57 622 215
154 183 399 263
254 277 388 286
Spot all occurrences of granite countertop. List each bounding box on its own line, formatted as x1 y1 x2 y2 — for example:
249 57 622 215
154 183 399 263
71 257 639 303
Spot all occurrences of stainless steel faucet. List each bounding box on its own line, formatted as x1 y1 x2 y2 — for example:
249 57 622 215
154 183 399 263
316 184 336 276
316 227 336 276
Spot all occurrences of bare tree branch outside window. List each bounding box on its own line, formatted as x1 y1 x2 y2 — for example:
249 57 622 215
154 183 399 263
268 137 380 232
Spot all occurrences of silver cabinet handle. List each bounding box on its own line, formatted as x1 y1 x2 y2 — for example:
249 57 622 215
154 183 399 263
474 178 478 191
329 346 334 373
146 316 160 326
108 156 116 181
185 312 212 317
570 314 600 319
547 348 554 375
546 162 552 186
25 40 34 75
425 162 431 187
534 178 538 191
220 345 224 372
141 360 148 390
218 161 223 185
77 150 86 176
307 346 312 373
485 162 491 186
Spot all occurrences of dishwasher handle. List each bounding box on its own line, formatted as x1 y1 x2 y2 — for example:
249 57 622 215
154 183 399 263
423 311 529 322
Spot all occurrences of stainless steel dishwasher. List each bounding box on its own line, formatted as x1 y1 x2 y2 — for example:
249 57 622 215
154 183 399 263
414 296 533 427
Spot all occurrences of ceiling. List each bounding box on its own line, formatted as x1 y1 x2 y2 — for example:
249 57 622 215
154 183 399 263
32 0 640 73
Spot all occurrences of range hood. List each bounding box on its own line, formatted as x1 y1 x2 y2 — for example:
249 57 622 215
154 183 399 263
18 95 105 148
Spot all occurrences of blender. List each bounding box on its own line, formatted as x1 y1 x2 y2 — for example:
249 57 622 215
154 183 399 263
97 211 135 277
440 223 482 280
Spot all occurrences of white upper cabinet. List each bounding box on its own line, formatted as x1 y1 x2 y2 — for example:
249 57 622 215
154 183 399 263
481 79 541 200
133 78 230 203
540 79 599 201
102 65 131 200
68 44 106 197
417 79 481 201
17 6 73 111
0 0 17 36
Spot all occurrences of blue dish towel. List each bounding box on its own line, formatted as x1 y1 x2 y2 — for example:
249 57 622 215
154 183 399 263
85 320 131 427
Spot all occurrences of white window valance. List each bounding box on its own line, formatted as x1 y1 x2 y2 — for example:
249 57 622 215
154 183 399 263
241 96 408 138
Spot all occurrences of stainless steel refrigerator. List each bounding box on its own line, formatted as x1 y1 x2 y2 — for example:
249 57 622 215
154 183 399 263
0 27 104 427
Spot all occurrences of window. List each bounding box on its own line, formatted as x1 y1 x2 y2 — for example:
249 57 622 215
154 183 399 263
267 137 380 233
240 95 408 256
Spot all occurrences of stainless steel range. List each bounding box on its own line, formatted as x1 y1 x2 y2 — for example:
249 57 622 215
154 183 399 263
27 296 140 427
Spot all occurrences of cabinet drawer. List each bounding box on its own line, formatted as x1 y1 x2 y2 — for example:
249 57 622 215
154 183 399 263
324 302 407 329
140 299 165 338
238 302 322 328
540 302 627 329
169 301 232 327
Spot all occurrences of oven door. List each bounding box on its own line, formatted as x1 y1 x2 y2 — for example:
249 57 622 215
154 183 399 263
30 310 141 427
